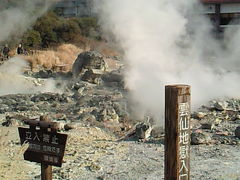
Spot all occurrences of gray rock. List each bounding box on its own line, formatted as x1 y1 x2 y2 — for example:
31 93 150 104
201 122 215 130
56 122 65 130
192 112 207 119
79 113 96 122
75 95 92 106
64 122 81 130
97 107 119 123
81 69 104 84
34 69 54 78
102 70 124 87
72 51 106 78
55 114 67 121
0 104 10 113
31 93 61 102
235 126 240 138
135 122 152 140
191 131 212 145
14 106 29 112
71 82 82 90
88 163 102 172
2 118 23 127
214 101 228 111
3 99 16 105
235 114 240 120
103 71 123 81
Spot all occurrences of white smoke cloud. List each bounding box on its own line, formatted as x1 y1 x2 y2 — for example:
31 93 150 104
94 0 240 121
0 0 63 96
0 0 58 43
0 57 61 95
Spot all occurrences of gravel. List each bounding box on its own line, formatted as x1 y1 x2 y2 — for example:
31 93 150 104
0 69 240 179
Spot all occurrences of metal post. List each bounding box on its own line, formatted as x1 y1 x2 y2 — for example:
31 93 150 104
40 115 52 180
165 85 191 180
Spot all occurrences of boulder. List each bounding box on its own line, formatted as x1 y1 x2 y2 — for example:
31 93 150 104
72 51 106 78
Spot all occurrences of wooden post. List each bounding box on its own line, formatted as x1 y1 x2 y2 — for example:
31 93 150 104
40 115 52 180
41 164 52 180
215 4 221 33
165 85 191 180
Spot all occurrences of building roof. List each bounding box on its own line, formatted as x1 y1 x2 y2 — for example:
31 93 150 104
201 0 240 3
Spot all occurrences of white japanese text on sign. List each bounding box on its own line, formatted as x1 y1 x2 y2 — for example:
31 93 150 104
179 102 190 179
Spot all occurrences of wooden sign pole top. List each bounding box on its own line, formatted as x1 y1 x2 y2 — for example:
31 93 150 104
23 119 61 131
165 85 191 96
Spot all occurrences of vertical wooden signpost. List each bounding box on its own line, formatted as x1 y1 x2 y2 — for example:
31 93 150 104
165 85 191 180
40 117 52 180
18 117 68 180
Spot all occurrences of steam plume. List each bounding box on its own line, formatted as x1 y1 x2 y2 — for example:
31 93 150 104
0 57 61 95
0 0 62 95
94 0 240 121
0 0 58 43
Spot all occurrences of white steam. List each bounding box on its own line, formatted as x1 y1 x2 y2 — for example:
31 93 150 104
94 0 240 120
0 0 57 42
0 57 60 95
0 0 61 96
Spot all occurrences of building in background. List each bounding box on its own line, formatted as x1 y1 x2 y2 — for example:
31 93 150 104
55 0 240 31
200 0 240 32
54 0 93 17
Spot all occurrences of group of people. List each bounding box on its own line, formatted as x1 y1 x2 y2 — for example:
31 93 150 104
1 44 25 60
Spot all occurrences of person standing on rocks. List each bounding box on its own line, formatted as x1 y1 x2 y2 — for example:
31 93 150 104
2 44 10 59
17 44 24 55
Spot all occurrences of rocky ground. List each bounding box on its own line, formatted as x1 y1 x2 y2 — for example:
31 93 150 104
0 51 240 180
